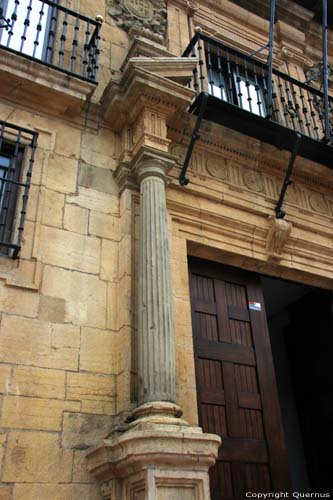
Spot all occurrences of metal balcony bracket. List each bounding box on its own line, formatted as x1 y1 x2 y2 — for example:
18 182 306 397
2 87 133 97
274 132 302 219
179 92 209 186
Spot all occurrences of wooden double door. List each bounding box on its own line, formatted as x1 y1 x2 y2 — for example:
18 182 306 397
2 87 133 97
189 258 291 499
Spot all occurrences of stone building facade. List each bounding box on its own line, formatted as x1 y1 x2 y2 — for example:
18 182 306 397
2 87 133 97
0 0 332 499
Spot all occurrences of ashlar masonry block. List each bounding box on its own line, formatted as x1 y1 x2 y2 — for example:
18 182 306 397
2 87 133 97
80 328 117 375
0 316 80 370
42 266 107 329
10 366 66 399
46 153 78 194
39 225 100 274
1 396 80 431
2 431 73 483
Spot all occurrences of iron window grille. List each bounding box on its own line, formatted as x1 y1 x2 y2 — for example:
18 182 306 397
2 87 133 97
0 120 38 259
0 0 101 82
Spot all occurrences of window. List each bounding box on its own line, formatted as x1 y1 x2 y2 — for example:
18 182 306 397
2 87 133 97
0 0 57 61
0 121 38 258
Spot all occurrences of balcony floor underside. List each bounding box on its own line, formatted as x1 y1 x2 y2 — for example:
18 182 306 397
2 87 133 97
189 93 333 169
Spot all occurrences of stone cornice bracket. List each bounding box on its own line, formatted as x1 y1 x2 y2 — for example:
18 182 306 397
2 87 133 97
276 20 307 67
266 216 292 261
101 55 196 130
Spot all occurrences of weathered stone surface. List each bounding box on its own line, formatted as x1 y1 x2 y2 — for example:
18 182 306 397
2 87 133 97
1 396 80 431
0 432 7 471
63 204 89 235
89 211 119 240
0 485 11 500
2 431 72 482
0 364 11 394
11 366 66 399
46 153 78 194
67 186 119 214
42 189 65 228
41 266 107 329
66 372 116 408
100 239 118 281
0 282 39 318
38 295 66 323
79 163 118 195
80 328 117 375
39 226 100 274
14 484 101 500
72 450 94 483
62 413 113 449
0 316 80 370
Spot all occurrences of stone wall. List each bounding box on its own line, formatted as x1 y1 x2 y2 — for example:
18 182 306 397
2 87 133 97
0 0 332 498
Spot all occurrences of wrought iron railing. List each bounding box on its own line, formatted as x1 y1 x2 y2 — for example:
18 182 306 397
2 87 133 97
0 120 38 259
183 33 333 145
0 0 101 82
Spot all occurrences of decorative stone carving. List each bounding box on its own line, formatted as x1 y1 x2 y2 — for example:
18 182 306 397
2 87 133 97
242 170 264 192
107 0 167 44
266 216 292 261
206 157 228 180
309 193 329 214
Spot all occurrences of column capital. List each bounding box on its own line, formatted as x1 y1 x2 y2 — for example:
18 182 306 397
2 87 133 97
131 147 177 184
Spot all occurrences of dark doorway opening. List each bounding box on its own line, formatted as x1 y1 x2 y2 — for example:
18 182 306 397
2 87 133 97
261 276 333 493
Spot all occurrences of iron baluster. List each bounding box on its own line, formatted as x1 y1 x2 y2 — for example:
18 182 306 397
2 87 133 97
291 83 305 134
91 22 101 81
285 80 297 130
300 88 312 138
253 62 263 117
261 66 268 117
271 78 281 123
6 0 19 48
70 15 80 74
216 47 225 100
307 90 320 140
235 54 243 109
244 57 253 113
45 3 57 64
206 42 214 95
19 0 32 53
82 20 91 79
197 34 205 92
32 1 45 58
226 48 233 102
58 9 68 68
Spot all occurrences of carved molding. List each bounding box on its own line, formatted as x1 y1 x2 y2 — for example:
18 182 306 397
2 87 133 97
266 216 292 261
107 0 167 44
169 143 333 218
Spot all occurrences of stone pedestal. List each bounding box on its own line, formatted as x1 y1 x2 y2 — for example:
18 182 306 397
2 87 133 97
87 422 221 500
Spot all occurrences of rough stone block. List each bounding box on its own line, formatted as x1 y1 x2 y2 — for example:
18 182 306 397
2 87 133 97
118 234 132 278
100 239 118 282
89 211 119 240
54 122 81 159
39 226 100 274
63 204 89 235
62 412 113 450
1 396 80 431
0 283 39 318
2 431 72 482
80 328 117 375
81 399 116 415
11 366 66 399
106 282 118 331
46 153 78 194
67 186 118 214
41 266 107 329
42 189 65 228
0 486 11 500
0 364 11 394
79 163 118 195
0 432 7 471
0 316 80 371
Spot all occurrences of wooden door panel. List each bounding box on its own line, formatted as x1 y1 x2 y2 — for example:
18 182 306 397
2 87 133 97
189 258 291 499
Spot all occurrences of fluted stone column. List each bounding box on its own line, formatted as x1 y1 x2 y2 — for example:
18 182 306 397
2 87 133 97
136 157 176 405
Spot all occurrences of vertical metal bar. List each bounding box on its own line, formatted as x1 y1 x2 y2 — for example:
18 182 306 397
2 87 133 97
82 20 90 78
217 47 225 100
58 9 68 68
45 3 57 64
33 1 46 58
92 22 101 81
20 0 32 53
6 0 20 48
266 0 276 119
197 34 205 92
16 132 38 250
322 0 330 143
0 129 21 242
70 15 79 74
206 42 214 95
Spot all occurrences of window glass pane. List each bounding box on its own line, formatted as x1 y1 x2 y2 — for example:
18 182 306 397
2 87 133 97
1 0 51 59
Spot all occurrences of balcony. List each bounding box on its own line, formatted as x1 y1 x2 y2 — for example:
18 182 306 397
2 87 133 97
183 33 333 168
0 0 102 114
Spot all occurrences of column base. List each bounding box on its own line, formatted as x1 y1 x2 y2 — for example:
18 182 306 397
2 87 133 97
87 404 221 500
